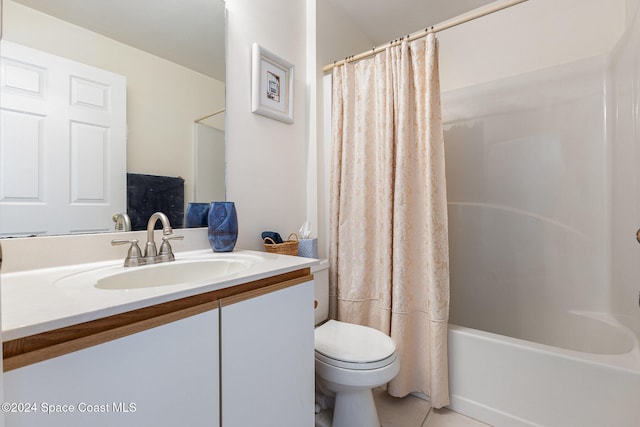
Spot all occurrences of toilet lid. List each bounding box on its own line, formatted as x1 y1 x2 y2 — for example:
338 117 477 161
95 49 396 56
314 320 396 363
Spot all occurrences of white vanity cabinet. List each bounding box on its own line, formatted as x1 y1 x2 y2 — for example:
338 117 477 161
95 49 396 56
4 307 220 427
2 267 315 427
220 279 315 426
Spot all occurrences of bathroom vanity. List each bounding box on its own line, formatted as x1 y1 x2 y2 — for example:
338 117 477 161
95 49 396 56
1 235 316 427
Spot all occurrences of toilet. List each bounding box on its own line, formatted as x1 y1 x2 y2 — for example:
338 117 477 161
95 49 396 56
312 260 400 427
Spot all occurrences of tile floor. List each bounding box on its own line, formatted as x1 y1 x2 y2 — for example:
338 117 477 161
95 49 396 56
373 388 492 427
315 387 492 427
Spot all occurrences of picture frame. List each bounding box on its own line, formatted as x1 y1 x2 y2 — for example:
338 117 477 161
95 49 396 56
251 43 294 124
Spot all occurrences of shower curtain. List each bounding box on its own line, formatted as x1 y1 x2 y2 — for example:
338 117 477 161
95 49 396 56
329 33 450 408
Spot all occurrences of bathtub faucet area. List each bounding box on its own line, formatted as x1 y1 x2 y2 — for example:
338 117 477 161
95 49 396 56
111 212 183 267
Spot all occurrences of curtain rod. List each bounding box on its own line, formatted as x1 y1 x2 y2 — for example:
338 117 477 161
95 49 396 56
194 108 226 123
322 0 528 73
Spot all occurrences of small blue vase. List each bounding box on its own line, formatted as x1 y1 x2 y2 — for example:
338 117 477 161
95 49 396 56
185 202 210 228
208 201 238 252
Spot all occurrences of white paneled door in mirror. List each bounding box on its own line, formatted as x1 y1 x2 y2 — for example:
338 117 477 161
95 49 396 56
0 41 126 236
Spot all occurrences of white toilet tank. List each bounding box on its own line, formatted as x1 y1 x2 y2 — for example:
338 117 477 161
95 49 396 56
311 259 329 325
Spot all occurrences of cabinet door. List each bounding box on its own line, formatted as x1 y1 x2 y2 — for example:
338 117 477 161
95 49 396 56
4 308 219 427
220 280 315 426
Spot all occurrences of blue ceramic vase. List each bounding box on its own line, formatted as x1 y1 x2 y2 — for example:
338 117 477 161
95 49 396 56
207 201 238 252
185 202 210 228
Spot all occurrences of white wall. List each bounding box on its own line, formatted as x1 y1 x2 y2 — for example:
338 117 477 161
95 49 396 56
438 0 625 91
316 1 374 68
316 0 625 92
194 124 226 202
2 0 225 202
225 0 309 250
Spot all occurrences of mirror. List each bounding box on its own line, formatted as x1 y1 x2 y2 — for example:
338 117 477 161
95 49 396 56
0 0 225 236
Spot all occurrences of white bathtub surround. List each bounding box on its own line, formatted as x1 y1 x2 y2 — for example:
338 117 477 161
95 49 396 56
440 0 640 424
442 55 640 425
611 0 640 342
448 325 640 427
329 33 450 407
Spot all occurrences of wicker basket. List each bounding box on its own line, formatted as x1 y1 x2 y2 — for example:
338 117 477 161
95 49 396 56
263 233 299 256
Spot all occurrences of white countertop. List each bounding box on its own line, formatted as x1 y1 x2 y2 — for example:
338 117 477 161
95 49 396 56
1 249 318 341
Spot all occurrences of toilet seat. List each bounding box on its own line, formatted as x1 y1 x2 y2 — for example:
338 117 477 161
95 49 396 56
315 320 396 370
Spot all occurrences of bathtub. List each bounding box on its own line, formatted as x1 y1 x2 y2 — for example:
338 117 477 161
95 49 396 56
447 313 640 427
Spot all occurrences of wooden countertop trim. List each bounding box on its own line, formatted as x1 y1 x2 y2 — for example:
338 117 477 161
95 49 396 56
3 300 218 372
3 267 312 372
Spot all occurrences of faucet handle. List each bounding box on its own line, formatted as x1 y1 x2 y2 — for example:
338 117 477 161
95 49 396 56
158 235 184 261
111 239 145 267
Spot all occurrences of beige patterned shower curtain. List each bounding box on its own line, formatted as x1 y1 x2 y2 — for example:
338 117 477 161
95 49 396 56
329 34 450 408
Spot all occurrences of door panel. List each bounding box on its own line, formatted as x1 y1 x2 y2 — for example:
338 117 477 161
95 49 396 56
0 41 126 236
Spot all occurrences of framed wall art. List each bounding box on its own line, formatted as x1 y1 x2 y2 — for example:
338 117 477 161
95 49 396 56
251 43 294 124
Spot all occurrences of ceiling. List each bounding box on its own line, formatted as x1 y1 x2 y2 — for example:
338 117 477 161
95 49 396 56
9 0 498 82
11 0 226 82
328 0 497 45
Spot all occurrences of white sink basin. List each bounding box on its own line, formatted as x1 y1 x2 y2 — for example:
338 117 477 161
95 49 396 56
96 259 250 290
56 256 258 290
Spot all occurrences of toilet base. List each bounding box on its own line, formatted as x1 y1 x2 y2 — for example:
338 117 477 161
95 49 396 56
315 351 399 427
333 389 380 427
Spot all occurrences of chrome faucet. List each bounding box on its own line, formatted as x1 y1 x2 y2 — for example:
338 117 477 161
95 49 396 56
144 212 183 263
111 211 183 267
145 212 172 258
112 212 131 231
